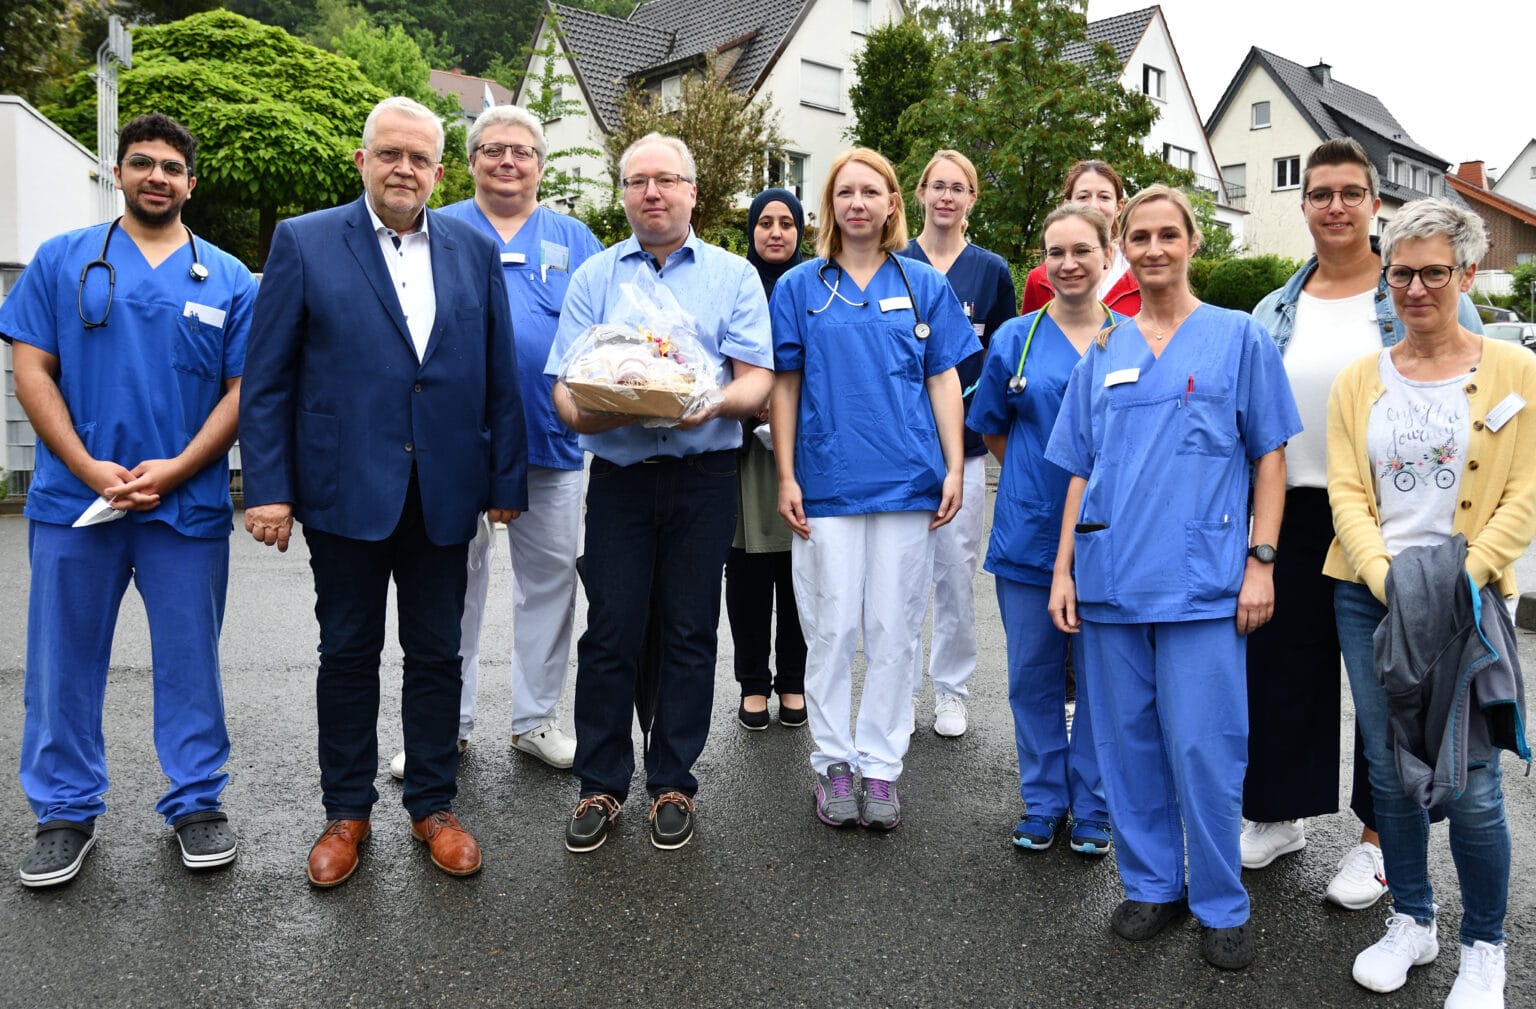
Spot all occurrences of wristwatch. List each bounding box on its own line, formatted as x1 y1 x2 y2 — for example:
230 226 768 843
1247 544 1277 563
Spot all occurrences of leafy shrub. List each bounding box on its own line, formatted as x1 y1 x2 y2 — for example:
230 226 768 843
1200 255 1302 313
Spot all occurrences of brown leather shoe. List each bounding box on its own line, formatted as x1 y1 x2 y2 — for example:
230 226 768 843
307 819 370 888
410 809 482 876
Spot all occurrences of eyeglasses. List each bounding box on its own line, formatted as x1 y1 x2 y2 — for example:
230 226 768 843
1305 186 1369 209
926 182 971 196
123 154 189 178
474 143 538 164
370 148 437 171
1044 244 1104 262
620 173 692 192
1383 264 1459 289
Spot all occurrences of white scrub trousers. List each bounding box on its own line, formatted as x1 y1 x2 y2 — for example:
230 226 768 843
794 511 935 782
457 465 583 738
913 454 985 699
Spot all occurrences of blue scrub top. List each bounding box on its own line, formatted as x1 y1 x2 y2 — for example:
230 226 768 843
1044 305 1301 623
969 308 1122 586
0 223 254 538
439 201 601 471
545 230 773 466
898 241 1017 457
771 254 980 517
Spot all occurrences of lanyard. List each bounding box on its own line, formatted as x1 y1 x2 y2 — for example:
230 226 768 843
1009 299 1111 394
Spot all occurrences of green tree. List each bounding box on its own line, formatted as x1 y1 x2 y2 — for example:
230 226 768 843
1200 255 1302 313
605 61 786 235
1511 259 1536 315
898 0 1181 262
846 19 935 169
519 25 603 210
45 10 386 266
0 0 84 106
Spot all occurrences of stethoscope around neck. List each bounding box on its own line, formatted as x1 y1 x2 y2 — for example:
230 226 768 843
77 216 208 329
808 254 930 340
1008 298 1112 394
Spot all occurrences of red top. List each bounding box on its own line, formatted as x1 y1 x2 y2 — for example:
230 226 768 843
1019 261 1142 316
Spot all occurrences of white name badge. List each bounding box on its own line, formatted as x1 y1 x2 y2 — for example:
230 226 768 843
500 252 527 265
878 296 913 313
1104 367 1140 387
1485 392 1526 432
183 302 226 328
972 322 986 337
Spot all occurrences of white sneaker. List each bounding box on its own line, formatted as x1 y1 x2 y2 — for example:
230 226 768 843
389 738 468 780
933 693 967 737
1239 818 1306 869
1445 941 1506 1009
1353 912 1439 993
1326 842 1389 910
388 738 467 780
512 719 576 769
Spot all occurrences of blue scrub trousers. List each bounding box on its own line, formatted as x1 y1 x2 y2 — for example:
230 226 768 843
20 518 231 826
1083 618 1250 927
996 577 1106 821
1335 580 1510 945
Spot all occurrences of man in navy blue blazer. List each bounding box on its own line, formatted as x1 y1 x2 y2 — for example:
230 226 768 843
239 96 528 887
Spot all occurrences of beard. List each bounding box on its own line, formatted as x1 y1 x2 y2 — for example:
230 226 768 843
123 187 186 228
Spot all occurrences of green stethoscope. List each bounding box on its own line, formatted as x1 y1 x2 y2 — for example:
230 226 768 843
1008 299 1113 394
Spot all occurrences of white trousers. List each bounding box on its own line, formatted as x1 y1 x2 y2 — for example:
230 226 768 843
793 511 935 780
459 465 583 737
912 454 985 699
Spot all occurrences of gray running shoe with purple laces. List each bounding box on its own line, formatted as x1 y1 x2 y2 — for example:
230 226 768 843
815 762 859 827
859 777 901 830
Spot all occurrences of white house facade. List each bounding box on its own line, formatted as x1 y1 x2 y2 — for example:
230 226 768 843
1492 139 1536 211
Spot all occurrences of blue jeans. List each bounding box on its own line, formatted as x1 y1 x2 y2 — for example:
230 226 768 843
574 451 738 802
1335 579 1510 945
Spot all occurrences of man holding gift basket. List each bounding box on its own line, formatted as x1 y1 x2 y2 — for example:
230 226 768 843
547 133 774 853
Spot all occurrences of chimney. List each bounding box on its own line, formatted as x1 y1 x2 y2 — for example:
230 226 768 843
1455 162 1487 189
1309 60 1333 90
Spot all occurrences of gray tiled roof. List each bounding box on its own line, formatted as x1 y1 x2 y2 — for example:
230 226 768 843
1207 47 1447 167
550 0 811 132
1062 5 1154 68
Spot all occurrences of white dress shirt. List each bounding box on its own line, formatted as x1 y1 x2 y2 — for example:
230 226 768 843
365 198 436 362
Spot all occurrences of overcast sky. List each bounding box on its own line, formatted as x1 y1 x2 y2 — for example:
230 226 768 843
1087 0 1529 179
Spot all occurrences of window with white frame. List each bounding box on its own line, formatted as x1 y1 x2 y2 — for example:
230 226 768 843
1392 159 1409 186
1411 165 1425 192
1163 144 1195 173
852 0 870 33
659 74 682 112
1142 65 1165 100
801 61 843 112
1222 163 1246 199
768 150 807 200
1273 156 1301 190
1251 101 1270 129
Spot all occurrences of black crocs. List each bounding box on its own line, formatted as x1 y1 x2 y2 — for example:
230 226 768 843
1110 897 1190 941
173 810 237 870
19 820 96 888
1202 923 1254 970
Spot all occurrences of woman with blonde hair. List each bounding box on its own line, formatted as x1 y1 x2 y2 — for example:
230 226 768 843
769 148 976 830
898 148 1017 738
1046 184 1300 968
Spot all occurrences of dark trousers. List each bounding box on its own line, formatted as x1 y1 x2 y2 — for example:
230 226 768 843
574 452 737 802
304 473 469 823
1243 486 1375 829
724 547 806 697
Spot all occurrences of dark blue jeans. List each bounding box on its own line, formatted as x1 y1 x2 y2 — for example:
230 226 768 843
574 451 738 802
304 473 469 823
1335 579 1510 945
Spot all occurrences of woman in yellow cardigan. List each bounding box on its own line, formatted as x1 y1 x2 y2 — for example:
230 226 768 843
1327 198 1536 1009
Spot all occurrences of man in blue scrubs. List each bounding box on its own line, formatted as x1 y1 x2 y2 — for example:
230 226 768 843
548 133 774 853
2 113 254 887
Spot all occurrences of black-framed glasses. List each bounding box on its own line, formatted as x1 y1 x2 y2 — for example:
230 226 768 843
371 148 437 171
474 142 538 164
925 181 971 196
1383 264 1459 289
1305 185 1369 209
123 154 189 178
620 172 691 192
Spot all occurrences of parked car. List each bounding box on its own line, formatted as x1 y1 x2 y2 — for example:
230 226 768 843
1484 321 1536 350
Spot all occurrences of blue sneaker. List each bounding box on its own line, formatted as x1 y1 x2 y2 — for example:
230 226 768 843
1012 813 1061 850
1069 818 1113 856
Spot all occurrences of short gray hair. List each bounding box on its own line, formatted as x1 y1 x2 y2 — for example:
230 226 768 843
618 132 696 183
362 96 445 161
466 105 546 164
1381 198 1488 268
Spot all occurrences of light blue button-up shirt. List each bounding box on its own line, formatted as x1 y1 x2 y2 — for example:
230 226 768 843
546 230 773 466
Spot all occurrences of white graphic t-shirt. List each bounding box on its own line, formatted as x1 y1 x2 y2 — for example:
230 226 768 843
1367 349 1470 557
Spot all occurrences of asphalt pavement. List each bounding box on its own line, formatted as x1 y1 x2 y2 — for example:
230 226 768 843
0 504 1532 1009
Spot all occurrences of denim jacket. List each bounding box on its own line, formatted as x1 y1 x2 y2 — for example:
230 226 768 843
1251 237 1484 356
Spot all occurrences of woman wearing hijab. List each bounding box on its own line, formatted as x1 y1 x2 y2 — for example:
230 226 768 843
728 189 809 730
